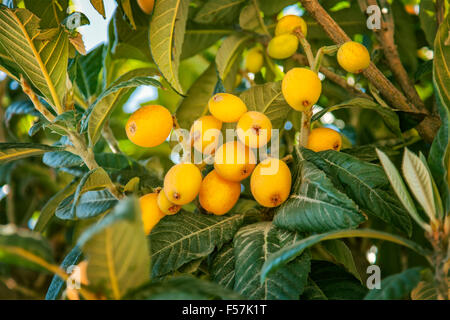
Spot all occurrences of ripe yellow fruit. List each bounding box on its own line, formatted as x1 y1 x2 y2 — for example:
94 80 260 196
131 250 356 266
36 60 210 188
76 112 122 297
199 170 241 215
275 15 307 37
137 0 154 14
139 193 166 235
337 41 370 73
245 47 264 73
214 141 256 182
267 34 299 60
208 93 247 123
250 158 292 208
66 260 89 300
126 105 173 148
157 189 181 215
282 67 322 111
236 111 272 148
164 163 202 205
307 127 342 152
190 115 222 155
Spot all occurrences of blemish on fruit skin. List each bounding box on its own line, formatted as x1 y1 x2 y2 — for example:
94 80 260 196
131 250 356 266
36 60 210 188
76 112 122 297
271 194 281 206
169 205 179 213
333 143 340 150
213 95 223 102
252 125 262 135
302 100 310 107
173 192 181 200
128 122 137 135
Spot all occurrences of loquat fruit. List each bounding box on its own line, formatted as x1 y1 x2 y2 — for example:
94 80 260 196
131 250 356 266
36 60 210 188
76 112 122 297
190 115 222 155
307 127 342 152
337 41 370 73
157 188 181 215
267 34 299 60
126 105 173 148
199 170 241 215
214 141 256 182
236 111 272 148
139 192 166 235
282 67 322 111
164 163 202 205
275 15 307 37
208 93 248 123
245 47 264 73
250 158 292 208
137 0 155 14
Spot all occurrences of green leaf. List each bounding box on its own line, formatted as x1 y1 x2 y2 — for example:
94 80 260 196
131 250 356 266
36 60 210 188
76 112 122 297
78 197 150 300
233 222 311 300
90 0 106 18
71 45 104 101
149 211 245 278
257 0 297 16
411 277 439 300
84 68 161 145
181 28 233 60
274 153 364 233
216 34 251 89
5 100 40 126
210 243 235 290
376 149 429 232
117 0 137 29
149 0 190 94
42 151 83 168
364 267 422 300
240 82 292 130
0 143 62 163
419 0 438 46
0 7 69 112
300 278 328 300
261 229 428 282
302 148 412 236
0 224 54 272
176 63 217 129
125 276 243 300
34 179 79 232
239 4 263 34
402 148 436 221
23 0 69 29
194 0 245 25
312 98 402 137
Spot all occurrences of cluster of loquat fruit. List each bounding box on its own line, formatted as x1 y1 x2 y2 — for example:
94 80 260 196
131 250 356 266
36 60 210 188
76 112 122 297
123 11 372 236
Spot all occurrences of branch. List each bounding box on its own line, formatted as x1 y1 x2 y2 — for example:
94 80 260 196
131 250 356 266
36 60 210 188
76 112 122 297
299 0 440 143
101 121 122 154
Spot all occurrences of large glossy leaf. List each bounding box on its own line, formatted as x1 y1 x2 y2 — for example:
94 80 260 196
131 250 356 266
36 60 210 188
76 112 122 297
302 148 412 236
0 7 68 112
209 243 235 290
23 0 69 29
5 100 40 126
274 148 364 233
0 224 54 272
240 82 292 130
312 98 402 137
89 0 106 18
84 68 161 145
233 222 310 300
42 150 83 168
216 34 251 87
364 267 422 300
149 211 245 278
257 0 297 16
0 143 62 163
176 63 217 129
78 197 150 300
261 229 428 282
181 28 233 60
34 179 79 232
45 245 82 300
71 45 104 101
149 0 189 94
194 0 245 25
125 276 243 300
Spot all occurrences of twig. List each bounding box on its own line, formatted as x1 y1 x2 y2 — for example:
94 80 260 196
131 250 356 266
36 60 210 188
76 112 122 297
360 0 425 111
101 121 122 154
298 0 440 143
299 108 313 147
294 28 314 67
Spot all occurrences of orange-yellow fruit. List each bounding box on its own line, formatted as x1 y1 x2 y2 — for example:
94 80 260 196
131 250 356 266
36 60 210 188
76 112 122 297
275 15 307 37
214 141 256 182
157 189 181 215
250 158 292 208
164 163 202 205
66 260 89 300
139 193 166 235
190 115 222 155
282 67 322 111
126 105 173 148
267 34 299 60
137 0 154 14
199 170 241 215
208 93 248 123
337 41 371 73
245 47 264 73
307 127 342 152
236 111 272 148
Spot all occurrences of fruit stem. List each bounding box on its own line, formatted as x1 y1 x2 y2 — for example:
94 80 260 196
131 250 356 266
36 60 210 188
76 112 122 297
251 0 271 37
294 28 314 68
101 120 122 154
299 108 312 147
313 45 339 73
